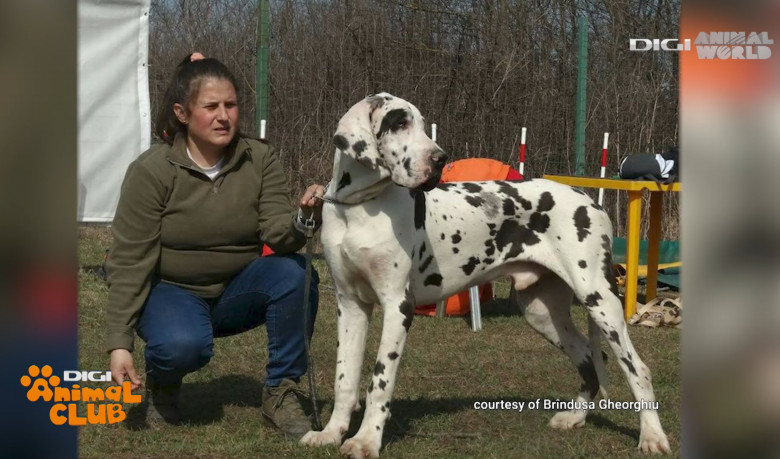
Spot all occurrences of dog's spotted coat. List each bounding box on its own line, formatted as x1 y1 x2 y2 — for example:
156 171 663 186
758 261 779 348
300 93 671 457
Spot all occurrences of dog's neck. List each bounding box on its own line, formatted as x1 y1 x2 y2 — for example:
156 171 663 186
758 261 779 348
325 151 392 204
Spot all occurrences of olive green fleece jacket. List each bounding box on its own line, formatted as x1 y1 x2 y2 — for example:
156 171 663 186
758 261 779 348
105 134 306 352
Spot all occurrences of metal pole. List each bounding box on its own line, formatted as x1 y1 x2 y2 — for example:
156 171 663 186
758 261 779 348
256 0 269 137
598 132 609 205
469 286 482 331
469 285 482 331
519 127 526 176
575 16 588 176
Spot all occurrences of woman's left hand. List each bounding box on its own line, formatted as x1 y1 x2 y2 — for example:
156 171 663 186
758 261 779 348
299 184 326 223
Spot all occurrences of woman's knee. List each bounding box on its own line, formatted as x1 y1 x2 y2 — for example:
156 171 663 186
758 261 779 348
269 254 320 293
262 255 319 325
146 335 213 373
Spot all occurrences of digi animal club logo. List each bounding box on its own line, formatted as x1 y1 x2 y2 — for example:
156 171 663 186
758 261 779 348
20 364 141 425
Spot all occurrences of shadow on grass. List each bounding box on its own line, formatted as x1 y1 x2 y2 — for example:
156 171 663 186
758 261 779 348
586 412 640 441
382 396 519 441
333 394 640 448
123 374 333 430
124 374 263 429
417 292 648 330
121 378 642 448
481 296 523 317
426 296 523 328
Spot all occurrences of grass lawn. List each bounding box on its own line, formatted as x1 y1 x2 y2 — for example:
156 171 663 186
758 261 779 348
78 226 680 458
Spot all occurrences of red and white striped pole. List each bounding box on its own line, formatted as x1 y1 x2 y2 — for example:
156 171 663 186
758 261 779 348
598 132 609 206
518 127 527 176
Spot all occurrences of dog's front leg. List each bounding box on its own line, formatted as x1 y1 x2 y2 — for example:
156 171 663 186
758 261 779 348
340 287 414 459
301 294 372 447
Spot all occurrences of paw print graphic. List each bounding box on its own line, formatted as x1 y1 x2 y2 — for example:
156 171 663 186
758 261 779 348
20 365 60 402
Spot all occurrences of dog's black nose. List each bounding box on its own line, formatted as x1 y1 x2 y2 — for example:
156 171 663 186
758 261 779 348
430 150 448 168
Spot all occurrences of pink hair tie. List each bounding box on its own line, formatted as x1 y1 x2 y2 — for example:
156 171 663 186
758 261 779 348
190 52 205 62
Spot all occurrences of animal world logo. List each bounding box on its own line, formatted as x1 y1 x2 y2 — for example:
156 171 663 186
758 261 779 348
20 364 141 425
630 31 773 59
693 32 773 59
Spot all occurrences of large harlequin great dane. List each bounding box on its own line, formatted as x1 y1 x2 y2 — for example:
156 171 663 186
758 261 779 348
300 93 670 457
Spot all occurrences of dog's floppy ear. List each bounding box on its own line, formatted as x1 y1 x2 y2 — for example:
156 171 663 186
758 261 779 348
333 94 386 169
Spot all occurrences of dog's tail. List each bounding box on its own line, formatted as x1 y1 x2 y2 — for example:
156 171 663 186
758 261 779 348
588 316 609 399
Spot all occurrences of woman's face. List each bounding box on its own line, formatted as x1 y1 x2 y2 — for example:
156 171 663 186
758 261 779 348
174 78 238 153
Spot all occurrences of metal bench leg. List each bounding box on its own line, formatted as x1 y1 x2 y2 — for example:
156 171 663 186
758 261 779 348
469 286 482 331
435 299 447 318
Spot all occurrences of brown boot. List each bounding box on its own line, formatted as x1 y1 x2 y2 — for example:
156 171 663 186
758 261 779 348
146 377 181 425
261 378 312 440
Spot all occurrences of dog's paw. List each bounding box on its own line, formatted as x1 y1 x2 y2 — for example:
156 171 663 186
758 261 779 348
300 428 343 447
340 436 380 459
638 430 671 454
549 410 587 430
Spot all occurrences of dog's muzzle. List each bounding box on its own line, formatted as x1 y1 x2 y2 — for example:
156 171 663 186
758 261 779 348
418 149 448 191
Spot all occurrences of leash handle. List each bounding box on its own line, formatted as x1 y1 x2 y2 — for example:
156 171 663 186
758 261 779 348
302 214 317 238
301 214 323 430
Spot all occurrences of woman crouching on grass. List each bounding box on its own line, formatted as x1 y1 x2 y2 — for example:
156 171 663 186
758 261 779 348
105 52 323 440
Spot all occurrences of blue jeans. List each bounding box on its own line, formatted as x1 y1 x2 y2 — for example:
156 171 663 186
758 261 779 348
136 254 318 387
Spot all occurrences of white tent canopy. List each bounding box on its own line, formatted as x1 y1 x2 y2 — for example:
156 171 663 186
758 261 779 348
78 0 151 222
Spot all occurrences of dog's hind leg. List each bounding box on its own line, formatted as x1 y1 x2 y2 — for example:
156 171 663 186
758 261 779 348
339 286 415 459
513 271 605 430
576 282 671 454
301 294 372 448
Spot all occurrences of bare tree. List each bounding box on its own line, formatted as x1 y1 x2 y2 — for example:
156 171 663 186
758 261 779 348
148 0 680 238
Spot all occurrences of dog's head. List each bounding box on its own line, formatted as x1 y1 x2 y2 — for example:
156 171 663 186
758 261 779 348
333 93 447 191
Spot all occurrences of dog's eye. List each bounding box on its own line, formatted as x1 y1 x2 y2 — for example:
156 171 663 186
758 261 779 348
395 120 409 130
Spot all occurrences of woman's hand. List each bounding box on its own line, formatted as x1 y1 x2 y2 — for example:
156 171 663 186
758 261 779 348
109 348 142 390
298 184 326 223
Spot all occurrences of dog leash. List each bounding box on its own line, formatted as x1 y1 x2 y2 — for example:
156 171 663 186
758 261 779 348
313 194 351 205
300 214 323 431
312 185 363 206
301 190 357 431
